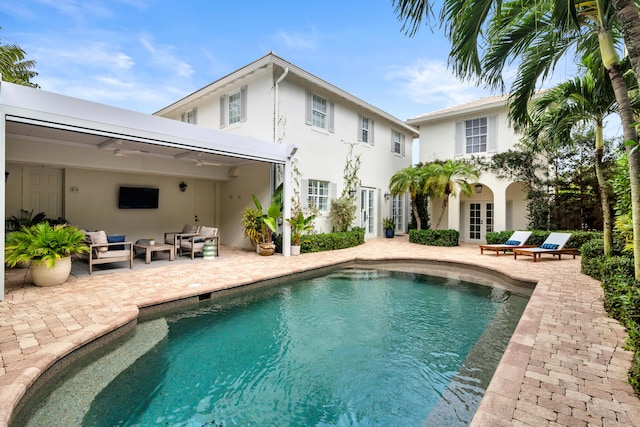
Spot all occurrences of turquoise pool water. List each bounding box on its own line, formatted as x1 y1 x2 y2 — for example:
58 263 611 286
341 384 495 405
22 268 528 426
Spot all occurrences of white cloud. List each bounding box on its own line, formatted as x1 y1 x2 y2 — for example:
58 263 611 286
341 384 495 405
139 35 194 78
273 28 318 51
385 59 493 110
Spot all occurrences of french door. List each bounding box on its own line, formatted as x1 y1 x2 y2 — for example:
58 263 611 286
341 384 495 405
468 202 493 242
360 188 375 236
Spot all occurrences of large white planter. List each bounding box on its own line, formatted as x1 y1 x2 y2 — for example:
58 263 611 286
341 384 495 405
29 256 72 287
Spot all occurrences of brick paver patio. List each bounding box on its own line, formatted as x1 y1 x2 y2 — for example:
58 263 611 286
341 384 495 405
1 236 639 426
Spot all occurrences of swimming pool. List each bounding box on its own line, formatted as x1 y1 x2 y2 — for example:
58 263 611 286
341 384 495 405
19 267 528 426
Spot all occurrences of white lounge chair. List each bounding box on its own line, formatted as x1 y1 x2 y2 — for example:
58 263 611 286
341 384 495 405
512 232 577 262
479 231 534 255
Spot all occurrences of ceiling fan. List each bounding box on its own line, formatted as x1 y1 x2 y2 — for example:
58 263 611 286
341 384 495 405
190 154 221 167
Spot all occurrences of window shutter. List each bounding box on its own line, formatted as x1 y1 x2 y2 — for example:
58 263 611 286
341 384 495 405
240 86 248 122
181 112 186 122
455 121 464 156
370 120 375 145
330 182 337 199
328 102 335 133
401 134 406 156
301 179 309 209
390 131 395 152
305 91 312 125
192 107 197 125
219 95 226 128
357 114 363 142
487 115 498 152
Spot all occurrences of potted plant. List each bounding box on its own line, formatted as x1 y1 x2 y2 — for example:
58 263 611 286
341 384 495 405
251 195 281 256
241 207 262 252
383 217 395 238
4 222 89 286
286 212 316 256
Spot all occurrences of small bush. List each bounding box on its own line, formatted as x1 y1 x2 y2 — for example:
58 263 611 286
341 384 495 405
300 228 364 253
409 229 459 247
580 239 605 279
485 230 513 244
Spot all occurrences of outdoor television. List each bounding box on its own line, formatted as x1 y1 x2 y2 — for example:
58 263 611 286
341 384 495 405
118 186 159 209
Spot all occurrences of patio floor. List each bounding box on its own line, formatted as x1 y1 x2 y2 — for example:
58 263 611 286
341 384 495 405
1 236 639 426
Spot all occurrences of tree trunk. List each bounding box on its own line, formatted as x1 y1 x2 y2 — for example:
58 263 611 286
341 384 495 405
611 0 640 87
434 196 449 230
411 197 422 230
607 62 640 280
595 123 612 255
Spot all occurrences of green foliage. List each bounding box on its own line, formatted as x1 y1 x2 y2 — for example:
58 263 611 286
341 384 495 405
615 213 634 254
5 209 68 233
612 152 631 217
341 141 362 198
5 223 88 268
286 212 316 245
485 229 600 249
241 207 262 246
409 229 459 247
382 217 395 230
484 230 515 244
0 30 39 88
329 196 357 232
580 239 605 279
251 184 283 244
299 228 365 253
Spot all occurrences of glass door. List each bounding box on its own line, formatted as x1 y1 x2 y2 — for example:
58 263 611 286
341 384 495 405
468 202 493 242
360 188 375 236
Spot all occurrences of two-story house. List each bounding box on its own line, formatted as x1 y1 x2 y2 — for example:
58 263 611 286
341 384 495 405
154 52 418 242
407 95 528 243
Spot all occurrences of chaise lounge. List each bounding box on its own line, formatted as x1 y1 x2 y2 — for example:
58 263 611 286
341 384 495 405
512 232 578 262
479 231 534 255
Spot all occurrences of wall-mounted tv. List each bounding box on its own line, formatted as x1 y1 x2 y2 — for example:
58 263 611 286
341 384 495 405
118 186 159 209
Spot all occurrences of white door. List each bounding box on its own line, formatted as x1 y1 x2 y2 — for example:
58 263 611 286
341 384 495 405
22 166 63 219
360 188 375 236
195 180 215 226
468 202 493 242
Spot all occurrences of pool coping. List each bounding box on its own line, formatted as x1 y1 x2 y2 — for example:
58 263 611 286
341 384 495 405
2 238 640 426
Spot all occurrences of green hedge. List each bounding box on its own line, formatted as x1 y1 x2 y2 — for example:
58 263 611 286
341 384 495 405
485 230 601 249
580 239 605 280
299 228 365 253
409 229 459 246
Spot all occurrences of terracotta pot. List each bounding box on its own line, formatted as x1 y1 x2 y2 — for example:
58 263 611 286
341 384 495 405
258 242 275 256
29 256 72 287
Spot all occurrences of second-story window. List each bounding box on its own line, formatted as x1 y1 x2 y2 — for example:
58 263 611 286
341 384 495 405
181 108 197 124
455 115 497 156
391 130 405 155
219 85 247 128
305 90 335 132
465 117 487 153
358 114 374 144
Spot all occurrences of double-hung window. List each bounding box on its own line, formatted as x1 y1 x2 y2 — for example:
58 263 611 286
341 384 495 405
307 179 330 211
391 130 405 155
455 115 497 155
219 86 247 128
305 90 335 132
358 114 374 144
181 108 197 124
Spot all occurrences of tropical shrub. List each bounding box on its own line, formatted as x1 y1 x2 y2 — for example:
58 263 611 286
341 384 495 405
329 196 357 232
300 228 364 253
409 229 459 247
580 239 605 279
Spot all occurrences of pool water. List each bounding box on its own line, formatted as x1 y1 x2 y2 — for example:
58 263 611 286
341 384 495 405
23 268 528 426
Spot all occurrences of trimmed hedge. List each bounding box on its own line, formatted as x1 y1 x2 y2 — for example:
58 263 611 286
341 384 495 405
409 229 459 246
580 239 605 280
485 230 601 249
299 228 365 253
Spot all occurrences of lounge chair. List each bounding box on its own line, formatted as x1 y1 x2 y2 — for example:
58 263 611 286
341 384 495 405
178 226 219 259
512 232 578 262
164 224 199 253
84 230 133 274
479 231 534 255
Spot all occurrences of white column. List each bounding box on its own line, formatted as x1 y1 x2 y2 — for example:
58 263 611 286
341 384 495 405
447 196 461 234
1 110 6 300
493 185 507 232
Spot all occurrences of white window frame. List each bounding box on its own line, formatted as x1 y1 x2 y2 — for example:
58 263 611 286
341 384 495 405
181 108 197 124
392 194 404 232
455 115 497 156
391 130 405 155
305 90 335 132
307 179 330 211
219 85 247 128
358 114 374 144
228 90 242 125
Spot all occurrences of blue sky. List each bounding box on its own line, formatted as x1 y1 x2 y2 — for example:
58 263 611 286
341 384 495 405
1 0 506 121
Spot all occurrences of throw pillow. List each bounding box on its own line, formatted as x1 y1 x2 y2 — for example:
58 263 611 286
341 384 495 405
87 231 109 252
199 226 217 238
107 234 126 251
181 224 198 234
541 243 559 250
504 240 520 246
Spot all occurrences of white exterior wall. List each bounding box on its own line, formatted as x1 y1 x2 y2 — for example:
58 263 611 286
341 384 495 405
157 60 416 237
413 98 528 242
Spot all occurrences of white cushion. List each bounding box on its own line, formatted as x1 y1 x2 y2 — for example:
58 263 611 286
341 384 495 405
86 231 109 252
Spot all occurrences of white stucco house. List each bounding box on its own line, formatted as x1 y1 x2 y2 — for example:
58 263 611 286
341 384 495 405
407 95 529 243
154 52 418 238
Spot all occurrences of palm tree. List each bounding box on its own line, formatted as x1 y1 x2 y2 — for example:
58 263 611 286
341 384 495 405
389 165 428 230
527 63 630 254
393 0 640 280
423 160 479 230
0 31 39 88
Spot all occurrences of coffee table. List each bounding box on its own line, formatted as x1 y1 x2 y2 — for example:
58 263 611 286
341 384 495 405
133 241 175 264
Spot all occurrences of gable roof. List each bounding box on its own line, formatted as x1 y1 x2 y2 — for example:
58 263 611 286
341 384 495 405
407 95 508 125
155 52 419 138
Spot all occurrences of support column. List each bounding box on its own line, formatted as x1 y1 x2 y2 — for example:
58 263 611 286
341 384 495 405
493 185 507 232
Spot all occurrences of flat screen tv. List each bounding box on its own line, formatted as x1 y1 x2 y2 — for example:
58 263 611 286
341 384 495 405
118 187 159 209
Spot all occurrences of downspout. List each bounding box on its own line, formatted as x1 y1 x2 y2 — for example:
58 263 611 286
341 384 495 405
274 67 291 255
274 67 289 143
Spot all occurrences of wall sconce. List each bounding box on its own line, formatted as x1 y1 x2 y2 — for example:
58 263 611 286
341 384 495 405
474 183 483 194
179 181 188 192
348 188 357 198
384 192 391 201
